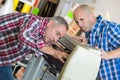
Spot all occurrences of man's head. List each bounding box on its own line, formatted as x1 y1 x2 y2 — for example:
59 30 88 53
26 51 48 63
44 16 68 43
73 5 96 32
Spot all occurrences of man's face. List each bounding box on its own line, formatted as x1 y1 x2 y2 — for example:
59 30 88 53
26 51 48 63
74 8 93 32
44 20 67 43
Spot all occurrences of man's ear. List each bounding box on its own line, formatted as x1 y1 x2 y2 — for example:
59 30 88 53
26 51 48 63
47 20 54 27
89 13 94 21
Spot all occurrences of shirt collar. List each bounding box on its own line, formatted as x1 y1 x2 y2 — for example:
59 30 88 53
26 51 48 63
86 15 103 34
38 17 49 36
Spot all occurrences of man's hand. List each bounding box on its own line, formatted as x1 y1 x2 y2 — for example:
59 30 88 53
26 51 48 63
53 50 69 63
95 47 110 60
72 36 87 43
101 48 120 60
40 46 69 63
101 50 110 60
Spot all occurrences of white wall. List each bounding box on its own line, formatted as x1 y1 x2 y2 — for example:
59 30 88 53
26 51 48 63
74 0 95 7
54 0 73 17
56 0 120 23
95 0 120 23
74 0 120 23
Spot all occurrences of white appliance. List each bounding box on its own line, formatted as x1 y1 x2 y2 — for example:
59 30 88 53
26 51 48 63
58 45 101 80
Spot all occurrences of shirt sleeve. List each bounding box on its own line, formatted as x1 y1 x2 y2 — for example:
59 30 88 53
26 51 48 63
18 15 46 56
108 24 120 48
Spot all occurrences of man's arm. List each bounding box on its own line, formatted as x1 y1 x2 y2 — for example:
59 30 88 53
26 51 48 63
101 47 120 60
40 45 69 63
72 36 87 43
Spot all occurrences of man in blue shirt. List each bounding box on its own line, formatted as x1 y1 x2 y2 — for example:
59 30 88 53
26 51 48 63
73 4 120 80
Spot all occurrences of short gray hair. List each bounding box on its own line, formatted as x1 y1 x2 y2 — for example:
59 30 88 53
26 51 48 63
49 16 69 30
